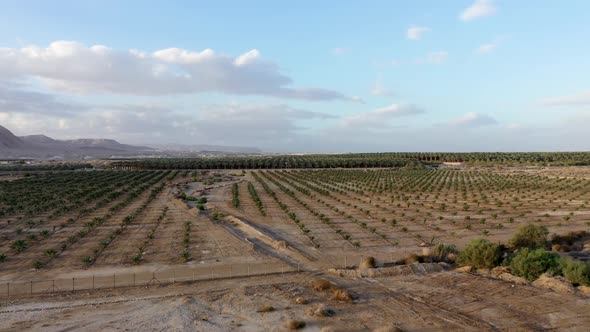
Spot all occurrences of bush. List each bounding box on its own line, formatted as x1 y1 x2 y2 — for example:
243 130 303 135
256 305 275 313
210 211 224 220
431 243 458 262
457 238 501 269
559 258 590 286
509 223 549 249
509 248 561 281
286 320 305 330
311 278 331 291
32 260 45 269
332 287 353 302
359 256 376 269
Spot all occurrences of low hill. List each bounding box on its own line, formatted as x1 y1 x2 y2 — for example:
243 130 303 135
0 125 154 159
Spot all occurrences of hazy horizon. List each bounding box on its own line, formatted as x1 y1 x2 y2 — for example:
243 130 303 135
1 1 589 153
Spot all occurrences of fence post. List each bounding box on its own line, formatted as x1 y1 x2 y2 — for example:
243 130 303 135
113 274 116 288
92 275 95 290
133 273 136 287
52 280 55 293
72 278 75 292
344 255 347 268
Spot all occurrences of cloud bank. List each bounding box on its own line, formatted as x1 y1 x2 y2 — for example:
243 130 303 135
0 41 354 101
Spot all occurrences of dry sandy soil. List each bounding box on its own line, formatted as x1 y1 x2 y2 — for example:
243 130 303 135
1 270 589 331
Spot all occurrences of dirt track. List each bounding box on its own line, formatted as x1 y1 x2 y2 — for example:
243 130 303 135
1 270 589 331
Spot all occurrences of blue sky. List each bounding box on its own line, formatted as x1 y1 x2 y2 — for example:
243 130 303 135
0 0 589 152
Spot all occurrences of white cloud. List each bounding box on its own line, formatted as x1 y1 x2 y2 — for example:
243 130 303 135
0 102 337 148
460 0 497 21
450 112 498 127
475 43 497 54
0 40 353 101
540 91 590 106
340 104 424 129
406 25 430 40
416 51 448 64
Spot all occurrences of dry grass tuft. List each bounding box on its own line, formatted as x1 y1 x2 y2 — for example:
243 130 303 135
256 305 275 313
286 319 306 330
332 287 353 303
360 256 376 269
294 297 308 305
311 278 332 291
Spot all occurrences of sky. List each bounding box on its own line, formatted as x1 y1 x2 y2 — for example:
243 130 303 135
0 0 589 152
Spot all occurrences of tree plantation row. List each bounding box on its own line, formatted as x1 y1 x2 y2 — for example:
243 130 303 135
111 152 590 170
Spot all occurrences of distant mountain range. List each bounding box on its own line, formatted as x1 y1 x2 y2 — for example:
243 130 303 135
149 143 262 154
0 124 154 159
0 125 261 159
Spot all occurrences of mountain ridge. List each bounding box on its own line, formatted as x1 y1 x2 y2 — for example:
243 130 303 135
0 125 153 159
0 125 262 159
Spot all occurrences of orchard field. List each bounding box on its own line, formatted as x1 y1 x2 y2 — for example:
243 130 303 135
0 169 276 283
213 168 590 266
1 165 590 330
2 166 589 276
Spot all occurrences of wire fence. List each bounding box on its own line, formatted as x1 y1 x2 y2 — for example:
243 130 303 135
1 262 297 303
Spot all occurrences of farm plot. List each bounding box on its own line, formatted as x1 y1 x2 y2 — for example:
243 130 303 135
0 169 281 284
216 168 590 263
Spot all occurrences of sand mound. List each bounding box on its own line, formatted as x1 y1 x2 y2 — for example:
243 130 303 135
532 274 576 294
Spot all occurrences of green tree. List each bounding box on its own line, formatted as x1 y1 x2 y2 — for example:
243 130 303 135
509 223 549 249
457 238 501 269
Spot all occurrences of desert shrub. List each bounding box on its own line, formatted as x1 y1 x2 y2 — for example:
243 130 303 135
311 278 331 291
286 320 306 330
509 248 561 281
508 223 549 249
332 287 353 302
559 258 590 286
210 211 224 220
0 253 6 263
359 256 376 269
457 238 501 269
431 243 458 263
256 305 275 313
